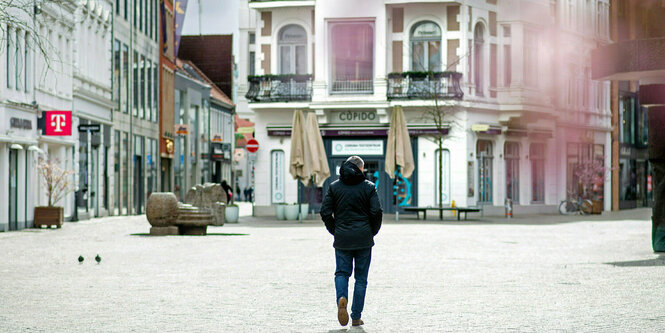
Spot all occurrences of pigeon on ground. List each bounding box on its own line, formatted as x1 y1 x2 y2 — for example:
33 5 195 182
78 255 84 263
95 254 101 264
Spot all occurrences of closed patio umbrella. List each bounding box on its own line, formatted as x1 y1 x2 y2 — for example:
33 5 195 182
304 112 330 187
385 105 415 221
289 109 308 222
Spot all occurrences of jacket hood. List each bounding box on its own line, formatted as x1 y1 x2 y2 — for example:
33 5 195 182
339 161 365 185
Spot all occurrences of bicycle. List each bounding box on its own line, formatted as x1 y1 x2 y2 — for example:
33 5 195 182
558 195 593 215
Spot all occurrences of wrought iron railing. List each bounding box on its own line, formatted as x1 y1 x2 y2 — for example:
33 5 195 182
245 74 313 102
387 72 464 100
330 76 373 94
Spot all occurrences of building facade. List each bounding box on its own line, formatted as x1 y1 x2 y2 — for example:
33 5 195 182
237 0 612 216
73 0 114 220
112 0 161 215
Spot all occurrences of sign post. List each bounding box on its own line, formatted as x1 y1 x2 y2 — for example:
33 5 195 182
246 139 259 153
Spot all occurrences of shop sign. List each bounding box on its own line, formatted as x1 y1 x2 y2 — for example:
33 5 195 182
211 133 223 143
332 140 383 156
78 124 101 132
175 124 189 136
271 150 285 203
331 110 378 124
44 110 72 136
10 117 32 130
237 127 255 134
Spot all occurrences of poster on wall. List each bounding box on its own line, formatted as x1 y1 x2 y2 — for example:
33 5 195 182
271 150 285 203
331 140 384 156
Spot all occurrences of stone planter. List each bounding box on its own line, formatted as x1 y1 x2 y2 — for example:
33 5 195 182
284 204 300 220
34 206 63 228
299 203 310 219
146 192 179 235
225 205 240 223
275 204 286 220
211 202 226 226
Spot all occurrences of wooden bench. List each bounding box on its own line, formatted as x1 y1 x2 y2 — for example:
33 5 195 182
403 206 482 221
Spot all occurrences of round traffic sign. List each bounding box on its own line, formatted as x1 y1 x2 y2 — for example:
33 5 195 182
246 139 259 153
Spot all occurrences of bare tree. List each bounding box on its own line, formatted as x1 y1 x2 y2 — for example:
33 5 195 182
37 156 76 207
389 42 470 208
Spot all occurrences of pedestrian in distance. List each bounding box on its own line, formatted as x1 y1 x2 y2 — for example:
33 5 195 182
320 155 383 327
221 180 233 203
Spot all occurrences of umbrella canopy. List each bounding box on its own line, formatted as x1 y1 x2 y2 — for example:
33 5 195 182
304 112 331 186
289 109 309 184
385 105 415 179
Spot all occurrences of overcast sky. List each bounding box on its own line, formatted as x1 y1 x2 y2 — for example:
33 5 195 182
181 0 238 36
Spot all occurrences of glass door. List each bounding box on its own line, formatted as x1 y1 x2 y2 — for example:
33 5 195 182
9 149 18 230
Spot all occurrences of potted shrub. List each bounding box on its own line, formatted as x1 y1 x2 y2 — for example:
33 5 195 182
274 203 287 220
34 157 75 228
574 159 610 214
225 203 240 223
284 203 300 220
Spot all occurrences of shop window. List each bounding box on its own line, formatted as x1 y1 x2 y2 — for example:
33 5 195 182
473 23 484 96
504 142 520 202
410 21 442 72
530 143 545 203
122 132 129 214
620 96 635 145
278 24 307 75
637 106 648 147
114 130 121 215
477 140 493 203
434 149 451 205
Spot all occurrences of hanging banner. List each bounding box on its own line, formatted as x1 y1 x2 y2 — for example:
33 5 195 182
174 0 189 56
271 150 285 203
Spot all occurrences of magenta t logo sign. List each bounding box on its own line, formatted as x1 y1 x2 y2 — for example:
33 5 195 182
44 111 72 136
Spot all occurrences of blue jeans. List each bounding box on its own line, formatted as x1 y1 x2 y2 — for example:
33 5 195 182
335 248 372 320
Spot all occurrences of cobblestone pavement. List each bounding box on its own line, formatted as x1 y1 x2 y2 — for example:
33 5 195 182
1 209 664 332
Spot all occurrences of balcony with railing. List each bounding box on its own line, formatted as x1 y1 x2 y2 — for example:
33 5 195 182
245 75 313 103
330 76 374 94
387 72 464 100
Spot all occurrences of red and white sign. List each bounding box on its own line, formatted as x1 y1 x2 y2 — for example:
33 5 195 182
648 175 653 192
44 111 72 136
246 139 259 153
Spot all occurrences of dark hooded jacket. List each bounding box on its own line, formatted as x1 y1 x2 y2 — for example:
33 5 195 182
320 161 383 250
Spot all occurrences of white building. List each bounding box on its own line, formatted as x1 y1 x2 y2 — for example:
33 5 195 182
72 0 114 219
1 1 79 231
237 0 613 216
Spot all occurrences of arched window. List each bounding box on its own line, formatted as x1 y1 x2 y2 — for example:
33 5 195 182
278 25 307 74
473 23 485 96
410 21 442 71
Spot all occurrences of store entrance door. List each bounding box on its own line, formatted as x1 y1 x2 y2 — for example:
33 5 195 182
320 157 395 213
9 149 18 231
134 155 144 214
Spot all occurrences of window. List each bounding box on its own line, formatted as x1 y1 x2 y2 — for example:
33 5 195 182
477 140 493 203
153 61 158 122
16 29 21 91
530 143 545 203
505 142 520 202
124 0 128 20
473 23 484 96
330 21 374 93
249 32 255 44
410 21 442 72
620 96 635 144
434 149 451 205
637 106 648 147
249 51 255 76
140 55 146 119
503 25 511 37
6 26 13 89
113 40 121 109
122 44 129 113
133 51 138 116
504 45 511 87
147 60 152 121
278 25 307 74
524 29 538 87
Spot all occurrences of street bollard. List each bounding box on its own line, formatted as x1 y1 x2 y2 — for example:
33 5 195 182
505 198 513 218
451 200 456 217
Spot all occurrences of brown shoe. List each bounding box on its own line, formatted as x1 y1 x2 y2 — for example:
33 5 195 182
352 319 364 326
337 297 349 326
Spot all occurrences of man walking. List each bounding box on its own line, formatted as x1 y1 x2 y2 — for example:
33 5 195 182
320 156 383 327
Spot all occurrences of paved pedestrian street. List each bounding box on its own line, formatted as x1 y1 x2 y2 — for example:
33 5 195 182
1 210 664 332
